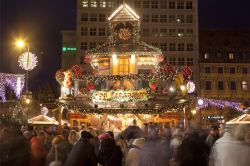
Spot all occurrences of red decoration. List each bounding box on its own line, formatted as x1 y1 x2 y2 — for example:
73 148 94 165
161 64 176 75
84 55 92 64
150 83 157 90
55 70 65 84
182 66 192 78
71 65 82 78
158 55 164 62
88 82 95 91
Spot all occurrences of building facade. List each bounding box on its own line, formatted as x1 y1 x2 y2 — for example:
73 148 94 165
62 0 199 92
199 30 250 106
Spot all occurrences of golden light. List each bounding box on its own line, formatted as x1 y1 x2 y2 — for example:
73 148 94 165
191 110 197 115
130 54 135 63
16 40 25 48
169 86 175 92
25 98 31 104
112 54 118 64
180 85 186 91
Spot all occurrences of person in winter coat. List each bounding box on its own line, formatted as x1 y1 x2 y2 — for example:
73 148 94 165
126 137 145 166
98 138 122 166
205 126 220 148
64 131 98 166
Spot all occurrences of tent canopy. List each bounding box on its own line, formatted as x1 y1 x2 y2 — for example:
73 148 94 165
226 114 250 125
28 115 58 125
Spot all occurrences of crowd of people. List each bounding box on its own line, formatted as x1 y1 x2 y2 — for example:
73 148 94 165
0 119 249 166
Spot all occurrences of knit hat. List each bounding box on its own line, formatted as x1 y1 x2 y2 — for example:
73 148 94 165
81 131 93 139
98 133 110 141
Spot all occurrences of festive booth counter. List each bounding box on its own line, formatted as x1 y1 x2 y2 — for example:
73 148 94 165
55 3 195 128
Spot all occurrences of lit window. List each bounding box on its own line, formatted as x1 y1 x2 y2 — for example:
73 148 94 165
99 14 106 22
229 67 236 74
143 1 149 8
242 67 248 74
160 43 167 51
152 15 158 22
89 42 96 49
134 1 141 8
169 1 175 9
160 15 167 23
186 15 193 23
230 81 236 90
143 14 149 22
107 0 114 8
90 28 96 36
186 1 193 9
169 57 176 65
242 81 248 90
100 0 106 8
82 0 88 7
205 81 211 90
187 58 193 66
81 27 88 36
178 29 184 37
169 43 176 51
177 1 184 9
204 53 209 59
99 28 105 36
178 57 185 66
218 81 224 90
218 67 224 74
119 57 129 75
152 1 158 8
187 43 193 51
90 0 97 7
178 43 185 51
204 67 210 73
229 53 234 59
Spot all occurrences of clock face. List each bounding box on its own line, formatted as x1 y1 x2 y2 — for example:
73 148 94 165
119 28 131 40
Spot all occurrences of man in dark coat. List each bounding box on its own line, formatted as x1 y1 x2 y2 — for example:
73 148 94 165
64 131 98 166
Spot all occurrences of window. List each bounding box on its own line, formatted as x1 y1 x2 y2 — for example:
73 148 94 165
186 1 193 9
230 81 236 90
178 43 184 51
151 42 158 47
152 15 158 22
81 42 87 50
187 43 193 51
160 43 167 51
143 14 149 22
177 1 184 9
160 28 167 36
242 67 248 74
229 67 236 74
100 0 106 7
242 81 248 90
81 27 88 36
80 56 84 64
204 53 209 59
160 1 167 9
169 15 176 23
169 1 175 9
152 1 158 8
160 15 167 23
186 15 193 23
169 29 176 36
90 28 96 36
134 1 141 8
82 0 88 7
187 58 193 66
152 28 158 36
107 0 114 8
218 81 224 90
142 28 149 36
169 57 176 65
81 13 88 22
90 14 97 21
178 28 184 37
178 58 185 66
186 29 193 36
169 43 176 51
143 1 149 8
229 53 234 59
99 28 105 36
89 42 96 49
119 57 129 75
177 15 184 23
218 67 224 74
205 67 211 73
205 81 211 90
90 0 97 7
99 14 106 22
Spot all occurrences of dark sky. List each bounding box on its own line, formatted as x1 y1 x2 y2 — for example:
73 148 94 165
1 0 250 95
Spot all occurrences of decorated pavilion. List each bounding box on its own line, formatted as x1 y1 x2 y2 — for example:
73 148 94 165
56 3 194 128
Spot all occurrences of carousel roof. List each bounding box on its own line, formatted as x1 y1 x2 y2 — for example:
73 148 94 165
86 41 162 58
108 4 139 22
226 114 250 125
28 115 58 125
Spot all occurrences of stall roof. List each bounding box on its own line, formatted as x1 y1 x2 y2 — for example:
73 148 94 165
226 114 250 125
28 115 58 125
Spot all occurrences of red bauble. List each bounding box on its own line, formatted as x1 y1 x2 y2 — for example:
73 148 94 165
71 65 82 78
150 83 157 90
84 55 92 64
162 64 175 75
88 83 95 91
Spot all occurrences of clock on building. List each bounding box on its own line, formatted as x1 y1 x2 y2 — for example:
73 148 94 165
119 28 131 40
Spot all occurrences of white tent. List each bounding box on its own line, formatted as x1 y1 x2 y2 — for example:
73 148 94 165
226 114 250 125
28 115 58 125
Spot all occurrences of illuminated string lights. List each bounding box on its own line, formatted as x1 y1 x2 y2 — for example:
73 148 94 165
18 52 38 71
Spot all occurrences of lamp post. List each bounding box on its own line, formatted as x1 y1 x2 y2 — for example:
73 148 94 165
197 99 204 125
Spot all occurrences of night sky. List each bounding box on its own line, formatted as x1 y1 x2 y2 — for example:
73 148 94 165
1 0 250 96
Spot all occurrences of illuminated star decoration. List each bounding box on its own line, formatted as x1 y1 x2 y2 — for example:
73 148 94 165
187 81 195 93
0 73 25 102
18 51 38 71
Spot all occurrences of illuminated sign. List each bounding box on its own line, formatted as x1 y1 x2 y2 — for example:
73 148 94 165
91 89 148 102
